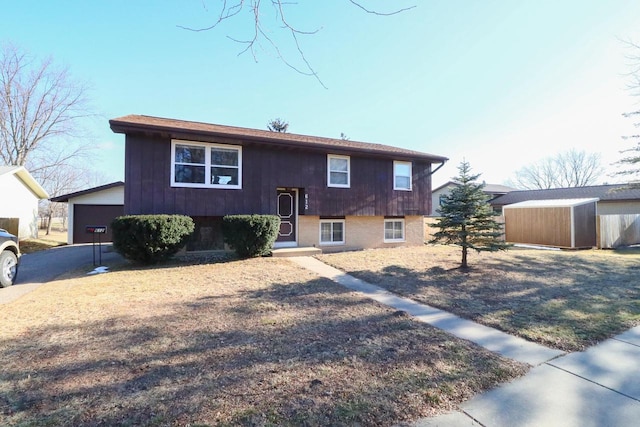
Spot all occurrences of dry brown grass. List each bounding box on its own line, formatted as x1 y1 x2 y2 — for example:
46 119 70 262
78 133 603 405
318 245 640 352
0 256 527 427
19 229 68 254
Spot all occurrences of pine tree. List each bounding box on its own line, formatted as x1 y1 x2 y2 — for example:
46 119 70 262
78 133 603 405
430 161 510 268
267 118 289 133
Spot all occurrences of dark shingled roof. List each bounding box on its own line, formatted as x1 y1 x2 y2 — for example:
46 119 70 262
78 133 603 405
109 115 449 163
50 181 124 202
491 184 640 207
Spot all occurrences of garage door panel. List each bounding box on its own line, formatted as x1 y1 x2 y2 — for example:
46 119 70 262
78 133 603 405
73 205 124 244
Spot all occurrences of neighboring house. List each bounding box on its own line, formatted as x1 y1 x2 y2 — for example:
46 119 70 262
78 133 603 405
430 181 517 216
491 184 640 249
109 115 448 252
0 166 49 239
50 182 124 244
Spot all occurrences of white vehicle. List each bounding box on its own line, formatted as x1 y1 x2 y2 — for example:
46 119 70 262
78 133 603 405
0 228 20 287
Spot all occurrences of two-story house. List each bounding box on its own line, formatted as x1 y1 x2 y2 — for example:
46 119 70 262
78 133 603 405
109 115 448 252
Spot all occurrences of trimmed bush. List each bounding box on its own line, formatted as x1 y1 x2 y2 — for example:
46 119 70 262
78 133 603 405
111 214 195 264
222 215 281 258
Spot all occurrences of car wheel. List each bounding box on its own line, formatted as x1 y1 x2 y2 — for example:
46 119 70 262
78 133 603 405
0 250 18 287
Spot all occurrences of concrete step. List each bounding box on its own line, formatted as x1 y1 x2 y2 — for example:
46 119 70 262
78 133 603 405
271 247 322 257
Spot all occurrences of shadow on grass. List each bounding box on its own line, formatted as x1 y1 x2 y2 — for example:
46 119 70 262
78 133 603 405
341 251 640 351
0 277 527 427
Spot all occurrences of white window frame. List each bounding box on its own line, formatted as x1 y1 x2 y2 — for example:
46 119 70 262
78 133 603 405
319 219 346 246
393 160 412 191
171 139 242 189
327 154 351 188
383 218 405 243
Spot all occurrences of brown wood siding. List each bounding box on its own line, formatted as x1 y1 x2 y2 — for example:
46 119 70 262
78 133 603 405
573 202 596 248
504 207 572 248
124 135 433 217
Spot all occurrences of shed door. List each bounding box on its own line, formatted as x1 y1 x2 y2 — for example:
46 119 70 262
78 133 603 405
73 204 124 244
276 189 297 247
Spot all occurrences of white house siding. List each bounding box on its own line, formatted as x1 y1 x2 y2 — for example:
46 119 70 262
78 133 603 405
67 186 125 244
0 173 40 239
298 215 424 252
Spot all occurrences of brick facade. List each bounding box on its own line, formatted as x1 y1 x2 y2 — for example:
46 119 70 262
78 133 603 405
298 215 424 252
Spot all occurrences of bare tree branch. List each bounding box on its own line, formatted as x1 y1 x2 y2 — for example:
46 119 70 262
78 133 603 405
347 0 416 16
178 0 415 87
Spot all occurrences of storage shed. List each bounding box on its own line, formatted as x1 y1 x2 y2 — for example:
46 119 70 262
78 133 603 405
502 198 599 249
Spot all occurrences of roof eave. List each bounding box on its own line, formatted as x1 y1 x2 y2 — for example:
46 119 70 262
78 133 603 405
109 119 449 163
13 167 49 199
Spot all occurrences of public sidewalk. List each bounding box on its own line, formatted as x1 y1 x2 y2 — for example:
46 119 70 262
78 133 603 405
290 257 640 427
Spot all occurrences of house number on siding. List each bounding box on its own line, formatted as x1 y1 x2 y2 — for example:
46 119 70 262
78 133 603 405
305 193 309 210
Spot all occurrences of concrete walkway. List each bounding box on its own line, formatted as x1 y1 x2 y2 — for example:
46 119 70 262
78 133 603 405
290 256 640 427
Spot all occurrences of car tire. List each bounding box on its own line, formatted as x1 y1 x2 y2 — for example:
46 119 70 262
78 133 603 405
0 250 18 287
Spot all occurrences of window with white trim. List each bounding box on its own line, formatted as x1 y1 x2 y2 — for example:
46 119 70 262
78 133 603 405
327 155 350 188
319 220 345 245
384 219 405 242
393 161 412 191
171 140 242 189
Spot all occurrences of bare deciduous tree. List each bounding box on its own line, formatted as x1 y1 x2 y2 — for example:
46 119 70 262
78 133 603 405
0 43 92 167
178 1 416 88
615 39 640 179
509 149 604 190
0 42 99 234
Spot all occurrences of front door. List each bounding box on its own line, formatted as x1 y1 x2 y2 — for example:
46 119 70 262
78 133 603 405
276 189 297 247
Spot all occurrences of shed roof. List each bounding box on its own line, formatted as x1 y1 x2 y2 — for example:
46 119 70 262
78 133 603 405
109 115 449 163
0 165 49 199
50 181 124 203
503 198 600 209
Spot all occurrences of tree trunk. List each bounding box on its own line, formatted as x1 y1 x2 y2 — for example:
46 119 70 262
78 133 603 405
461 246 468 269
46 211 53 235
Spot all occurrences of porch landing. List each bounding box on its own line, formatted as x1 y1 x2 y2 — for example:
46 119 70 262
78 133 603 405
271 247 322 257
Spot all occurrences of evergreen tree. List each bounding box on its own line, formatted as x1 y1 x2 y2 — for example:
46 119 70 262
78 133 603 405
430 161 509 268
267 118 289 133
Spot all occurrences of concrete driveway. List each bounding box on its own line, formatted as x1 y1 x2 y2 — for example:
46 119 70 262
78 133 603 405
0 244 124 304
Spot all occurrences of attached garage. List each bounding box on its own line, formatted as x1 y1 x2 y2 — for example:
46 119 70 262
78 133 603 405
50 182 124 244
503 198 599 249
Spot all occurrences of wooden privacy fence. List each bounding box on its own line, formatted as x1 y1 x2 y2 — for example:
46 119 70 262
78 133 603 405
597 214 640 249
0 218 19 237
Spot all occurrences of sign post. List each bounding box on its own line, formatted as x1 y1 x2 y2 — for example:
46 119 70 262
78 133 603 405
86 225 107 266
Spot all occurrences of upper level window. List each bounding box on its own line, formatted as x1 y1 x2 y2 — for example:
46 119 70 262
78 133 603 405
172 139 242 189
394 161 412 191
327 155 350 188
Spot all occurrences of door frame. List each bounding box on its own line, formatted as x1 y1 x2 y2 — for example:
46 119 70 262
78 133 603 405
274 188 299 248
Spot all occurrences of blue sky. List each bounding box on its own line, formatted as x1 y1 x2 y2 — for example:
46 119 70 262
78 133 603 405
3 1 640 188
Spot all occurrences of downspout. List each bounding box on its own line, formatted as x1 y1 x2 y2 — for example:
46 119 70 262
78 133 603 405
427 160 447 177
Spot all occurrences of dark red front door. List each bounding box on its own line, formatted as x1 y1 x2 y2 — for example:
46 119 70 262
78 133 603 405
276 189 296 245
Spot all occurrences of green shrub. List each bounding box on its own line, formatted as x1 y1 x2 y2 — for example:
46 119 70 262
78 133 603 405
222 215 281 258
111 214 195 264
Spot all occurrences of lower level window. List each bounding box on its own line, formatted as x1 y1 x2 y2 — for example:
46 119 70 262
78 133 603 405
384 219 405 242
320 220 345 245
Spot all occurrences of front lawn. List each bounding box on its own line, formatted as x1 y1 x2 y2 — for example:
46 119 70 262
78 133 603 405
318 245 640 352
0 257 526 426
